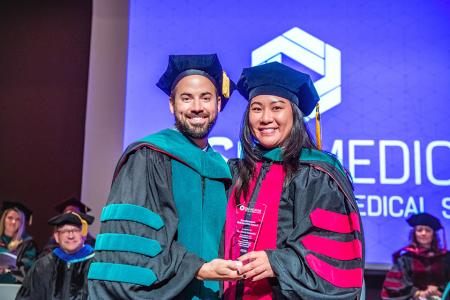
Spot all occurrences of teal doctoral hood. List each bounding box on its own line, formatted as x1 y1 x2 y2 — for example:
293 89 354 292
88 129 231 300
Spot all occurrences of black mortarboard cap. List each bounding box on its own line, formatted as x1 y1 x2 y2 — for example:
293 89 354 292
237 62 320 116
48 211 95 227
156 54 236 110
407 213 442 231
2 201 33 224
48 212 94 237
54 197 91 214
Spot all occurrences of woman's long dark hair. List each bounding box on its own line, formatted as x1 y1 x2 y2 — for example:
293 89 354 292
234 102 317 204
409 229 441 253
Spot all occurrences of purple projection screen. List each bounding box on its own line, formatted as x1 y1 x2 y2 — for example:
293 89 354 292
123 0 450 267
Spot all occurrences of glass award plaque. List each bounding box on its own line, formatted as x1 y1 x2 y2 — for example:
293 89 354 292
230 202 267 260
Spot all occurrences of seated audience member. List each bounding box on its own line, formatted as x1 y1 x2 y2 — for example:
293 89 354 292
16 211 95 300
382 213 450 300
0 201 37 283
40 197 95 256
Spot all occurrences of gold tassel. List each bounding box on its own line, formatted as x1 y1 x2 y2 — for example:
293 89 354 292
71 212 88 237
315 103 322 150
222 71 230 99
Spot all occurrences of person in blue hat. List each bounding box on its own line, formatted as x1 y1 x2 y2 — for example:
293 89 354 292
16 211 95 300
222 62 364 299
382 213 449 300
88 54 242 299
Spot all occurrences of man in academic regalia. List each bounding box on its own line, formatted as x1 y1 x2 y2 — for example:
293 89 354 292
88 54 242 299
40 197 96 256
16 211 95 300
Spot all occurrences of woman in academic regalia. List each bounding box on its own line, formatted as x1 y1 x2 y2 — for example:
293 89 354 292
0 201 37 283
223 62 364 300
382 213 450 300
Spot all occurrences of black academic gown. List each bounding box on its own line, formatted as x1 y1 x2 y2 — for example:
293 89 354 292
16 248 94 300
224 150 364 300
381 247 450 299
0 234 37 283
88 129 231 300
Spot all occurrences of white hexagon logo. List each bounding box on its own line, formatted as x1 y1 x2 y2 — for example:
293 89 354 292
252 27 341 118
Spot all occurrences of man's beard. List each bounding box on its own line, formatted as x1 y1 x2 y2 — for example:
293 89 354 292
175 112 217 139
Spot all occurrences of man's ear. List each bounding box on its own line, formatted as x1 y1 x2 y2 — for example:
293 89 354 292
217 96 222 112
54 231 60 244
169 97 175 114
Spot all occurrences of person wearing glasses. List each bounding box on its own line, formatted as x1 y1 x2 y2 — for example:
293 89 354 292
40 197 96 256
16 212 95 300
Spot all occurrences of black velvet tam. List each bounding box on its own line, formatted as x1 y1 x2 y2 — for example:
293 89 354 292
156 54 236 109
2 201 33 223
407 212 442 231
237 62 319 115
54 197 91 213
48 212 94 226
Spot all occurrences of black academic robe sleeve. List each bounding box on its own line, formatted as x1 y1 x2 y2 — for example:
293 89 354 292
10 238 37 283
88 146 205 299
16 255 52 300
266 164 364 300
381 255 415 300
381 251 450 300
